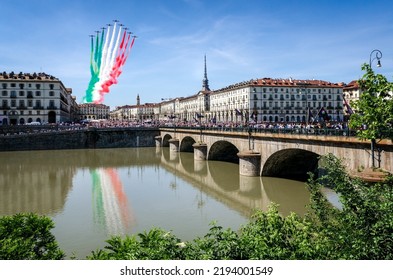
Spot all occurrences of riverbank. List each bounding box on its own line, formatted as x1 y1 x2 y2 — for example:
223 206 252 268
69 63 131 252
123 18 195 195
350 167 391 182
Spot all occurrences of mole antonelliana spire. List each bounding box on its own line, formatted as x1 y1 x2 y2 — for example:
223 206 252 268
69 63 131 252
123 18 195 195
202 54 210 91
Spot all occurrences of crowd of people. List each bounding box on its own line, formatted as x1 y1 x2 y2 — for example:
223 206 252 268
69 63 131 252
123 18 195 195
1 118 352 137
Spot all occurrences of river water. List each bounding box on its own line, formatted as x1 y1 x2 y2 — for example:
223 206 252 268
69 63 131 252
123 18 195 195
0 147 325 259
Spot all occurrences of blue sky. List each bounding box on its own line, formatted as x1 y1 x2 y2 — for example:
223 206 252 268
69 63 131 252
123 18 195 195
1 0 393 108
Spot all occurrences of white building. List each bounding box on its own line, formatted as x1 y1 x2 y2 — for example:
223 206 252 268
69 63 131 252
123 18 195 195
0 71 77 125
124 56 345 125
208 78 344 124
79 103 110 120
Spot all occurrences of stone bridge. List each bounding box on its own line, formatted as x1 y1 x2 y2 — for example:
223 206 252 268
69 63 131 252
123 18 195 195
157 127 393 180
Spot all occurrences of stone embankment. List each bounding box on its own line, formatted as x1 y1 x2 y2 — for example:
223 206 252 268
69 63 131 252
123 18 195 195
0 127 160 151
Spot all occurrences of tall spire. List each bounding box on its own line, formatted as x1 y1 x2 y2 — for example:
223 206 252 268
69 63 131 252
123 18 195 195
202 54 210 91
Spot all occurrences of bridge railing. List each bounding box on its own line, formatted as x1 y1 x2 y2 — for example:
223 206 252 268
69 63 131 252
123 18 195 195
164 125 357 137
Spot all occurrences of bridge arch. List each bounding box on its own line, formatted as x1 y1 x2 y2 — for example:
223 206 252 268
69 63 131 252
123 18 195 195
208 140 239 164
162 134 172 147
262 148 319 181
180 136 196 152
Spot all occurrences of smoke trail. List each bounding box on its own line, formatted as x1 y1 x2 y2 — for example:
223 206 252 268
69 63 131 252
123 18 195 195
83 21 136 104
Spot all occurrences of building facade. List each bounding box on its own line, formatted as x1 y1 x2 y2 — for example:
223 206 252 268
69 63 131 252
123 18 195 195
100 56 346 125
208 78 344 124
177 78 344 125
0 71 78 124
128 56 345 125
79 103 110 121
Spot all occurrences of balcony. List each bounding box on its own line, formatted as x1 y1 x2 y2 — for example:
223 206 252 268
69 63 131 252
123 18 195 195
33 106 44 110
47 105 58 110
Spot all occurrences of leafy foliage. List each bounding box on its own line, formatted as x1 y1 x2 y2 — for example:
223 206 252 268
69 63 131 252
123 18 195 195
87 228 185 260
0 213 65 260
305 154 393 259
349 63 393 141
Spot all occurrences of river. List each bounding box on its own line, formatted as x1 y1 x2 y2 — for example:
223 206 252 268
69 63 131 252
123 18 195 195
0 147 328 259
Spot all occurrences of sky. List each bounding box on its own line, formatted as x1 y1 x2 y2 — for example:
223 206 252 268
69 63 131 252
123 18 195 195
1 0 393 109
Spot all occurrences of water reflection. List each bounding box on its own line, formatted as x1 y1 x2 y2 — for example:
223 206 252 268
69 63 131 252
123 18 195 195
0 150 75 215
91 168 134 235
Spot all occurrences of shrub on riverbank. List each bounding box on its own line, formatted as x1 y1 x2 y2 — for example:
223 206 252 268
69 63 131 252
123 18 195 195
87 154 393 260
0 213 65 260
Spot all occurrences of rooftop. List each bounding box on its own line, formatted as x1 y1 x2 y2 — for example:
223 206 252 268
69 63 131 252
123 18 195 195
0 71 59 81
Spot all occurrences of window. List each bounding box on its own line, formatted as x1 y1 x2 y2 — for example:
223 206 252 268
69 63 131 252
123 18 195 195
11 83 16 87
1 91 7 96
19 91 25 96
36 84 41 89
10 91 17 98
49 84 54 90
1 83 7 89
49 91 55 96
35 91 41 96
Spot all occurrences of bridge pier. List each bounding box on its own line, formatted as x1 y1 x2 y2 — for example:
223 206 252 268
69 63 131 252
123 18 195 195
237 150 261 177
192 142 207 161
154 136 162 147
168 138 180 152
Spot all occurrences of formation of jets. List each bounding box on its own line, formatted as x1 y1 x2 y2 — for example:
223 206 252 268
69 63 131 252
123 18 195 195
89 19 138 39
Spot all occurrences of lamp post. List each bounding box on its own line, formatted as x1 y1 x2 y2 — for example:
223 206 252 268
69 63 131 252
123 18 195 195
369 49 382 68
197 112 204 141
368 49 383 168
168 113 176 137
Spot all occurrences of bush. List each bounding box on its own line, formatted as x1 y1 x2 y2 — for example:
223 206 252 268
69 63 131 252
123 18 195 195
0 213 65 260
305 154 393 259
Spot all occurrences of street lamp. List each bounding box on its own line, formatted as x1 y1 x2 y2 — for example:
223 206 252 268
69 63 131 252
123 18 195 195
368 49 383 168
369 49 382 68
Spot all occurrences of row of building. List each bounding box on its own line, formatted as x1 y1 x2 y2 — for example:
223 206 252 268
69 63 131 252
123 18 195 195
110 57 359 124
0 59 359 125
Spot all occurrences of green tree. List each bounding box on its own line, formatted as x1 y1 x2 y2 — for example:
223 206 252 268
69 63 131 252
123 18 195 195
306 154 393 259
0 213 65 260
349 63 393 168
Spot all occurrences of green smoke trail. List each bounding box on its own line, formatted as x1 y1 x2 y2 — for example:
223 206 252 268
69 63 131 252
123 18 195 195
91 169 105 228
83 29 105 103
